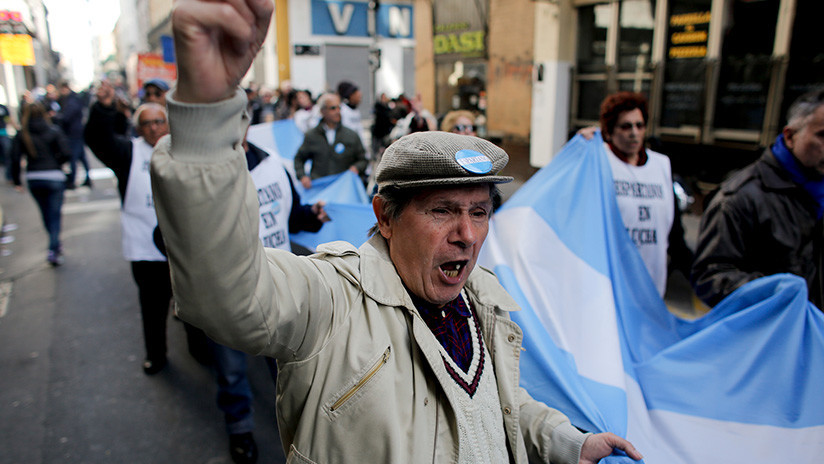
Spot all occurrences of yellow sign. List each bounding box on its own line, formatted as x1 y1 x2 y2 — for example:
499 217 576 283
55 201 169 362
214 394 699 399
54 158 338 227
0 33 34 66
669 11 711 27
434 30 485 56
668 11 711 59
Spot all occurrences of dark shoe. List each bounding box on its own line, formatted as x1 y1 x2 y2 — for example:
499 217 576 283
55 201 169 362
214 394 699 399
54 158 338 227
47 250 64 267
142 357 167 375
82 177 92 188
229 432 258 464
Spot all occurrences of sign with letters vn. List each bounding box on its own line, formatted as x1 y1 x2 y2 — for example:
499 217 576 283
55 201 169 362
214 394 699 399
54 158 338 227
311 0 414 38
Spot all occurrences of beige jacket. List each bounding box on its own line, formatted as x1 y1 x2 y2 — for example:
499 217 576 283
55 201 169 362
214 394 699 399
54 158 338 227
151 89 587 463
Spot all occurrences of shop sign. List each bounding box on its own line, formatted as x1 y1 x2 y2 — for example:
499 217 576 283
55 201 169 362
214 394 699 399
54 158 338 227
433 23 484 58
0 10 33 66
311 0 414 38
668 11 710 59
0 33 34 66
137 53 177 89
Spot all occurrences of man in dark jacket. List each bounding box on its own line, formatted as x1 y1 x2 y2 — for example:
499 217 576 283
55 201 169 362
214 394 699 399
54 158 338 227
84 82 210 374
293 93 367 189
58 81 92 189
691 88 824 308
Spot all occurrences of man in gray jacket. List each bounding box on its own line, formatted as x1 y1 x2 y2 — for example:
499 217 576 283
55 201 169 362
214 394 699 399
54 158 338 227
152 1 642 463
294 92 367 189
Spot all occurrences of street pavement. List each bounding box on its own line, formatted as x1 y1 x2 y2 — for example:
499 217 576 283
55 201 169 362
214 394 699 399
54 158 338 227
0 162 286 464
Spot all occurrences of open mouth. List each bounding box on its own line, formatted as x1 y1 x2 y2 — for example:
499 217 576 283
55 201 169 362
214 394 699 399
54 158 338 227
441 260 468 278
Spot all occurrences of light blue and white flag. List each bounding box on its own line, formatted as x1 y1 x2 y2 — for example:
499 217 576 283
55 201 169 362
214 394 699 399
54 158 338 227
248 123 375 251
478 133 824 463
291 171 375 251
246 119 306 161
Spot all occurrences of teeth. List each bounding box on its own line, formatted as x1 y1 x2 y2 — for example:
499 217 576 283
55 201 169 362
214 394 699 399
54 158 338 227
443 263 462 278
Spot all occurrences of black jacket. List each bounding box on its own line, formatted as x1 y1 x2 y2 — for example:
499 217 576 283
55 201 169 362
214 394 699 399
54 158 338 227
10 118 70 186
691 148 824 308
84 102 133 202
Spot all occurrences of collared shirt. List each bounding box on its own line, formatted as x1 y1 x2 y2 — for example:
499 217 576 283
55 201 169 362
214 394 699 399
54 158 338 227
413 292 474 372
323 123 336 145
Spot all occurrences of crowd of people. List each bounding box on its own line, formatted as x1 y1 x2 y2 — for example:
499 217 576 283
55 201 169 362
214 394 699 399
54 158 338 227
4 0 823 462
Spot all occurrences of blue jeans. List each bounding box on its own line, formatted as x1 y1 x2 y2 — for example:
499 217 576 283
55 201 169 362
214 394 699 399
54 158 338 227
67 136 90 186
28 179 65 252
208 338 279 435
0 136 11 181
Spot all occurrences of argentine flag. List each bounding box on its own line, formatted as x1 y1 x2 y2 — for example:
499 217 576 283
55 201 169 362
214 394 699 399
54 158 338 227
291 170 375 251
478 134 824 462
246 120 377 251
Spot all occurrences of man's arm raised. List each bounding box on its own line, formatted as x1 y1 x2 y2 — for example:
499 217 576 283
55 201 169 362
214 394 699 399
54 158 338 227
172 0 273 103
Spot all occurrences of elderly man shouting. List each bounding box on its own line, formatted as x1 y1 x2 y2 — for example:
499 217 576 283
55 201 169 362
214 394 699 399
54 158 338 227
151 1 642 463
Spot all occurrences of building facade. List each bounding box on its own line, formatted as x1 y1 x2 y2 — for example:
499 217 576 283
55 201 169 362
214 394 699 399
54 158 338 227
414 0 821 182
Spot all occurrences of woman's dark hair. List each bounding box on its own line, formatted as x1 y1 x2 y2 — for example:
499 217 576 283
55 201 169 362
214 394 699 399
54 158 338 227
19 101 50 158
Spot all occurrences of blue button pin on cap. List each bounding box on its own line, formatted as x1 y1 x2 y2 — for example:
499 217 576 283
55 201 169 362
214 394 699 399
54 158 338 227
455 149 493 174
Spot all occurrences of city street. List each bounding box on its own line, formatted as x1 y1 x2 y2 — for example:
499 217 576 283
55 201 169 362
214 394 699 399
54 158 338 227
0 162 286 464
0 153 706 464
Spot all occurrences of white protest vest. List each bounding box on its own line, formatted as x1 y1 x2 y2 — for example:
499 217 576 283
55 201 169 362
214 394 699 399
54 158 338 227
250 152 293 252
605 144 674 297
121 138 166 262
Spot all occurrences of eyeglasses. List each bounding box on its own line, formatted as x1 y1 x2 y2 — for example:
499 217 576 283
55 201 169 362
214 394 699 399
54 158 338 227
139 118 167 127
452 124 476 133
617 121 646 131
145 90 164 98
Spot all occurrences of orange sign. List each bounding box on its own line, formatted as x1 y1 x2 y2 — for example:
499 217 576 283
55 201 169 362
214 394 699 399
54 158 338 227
0 33 34 66
136 53 176 89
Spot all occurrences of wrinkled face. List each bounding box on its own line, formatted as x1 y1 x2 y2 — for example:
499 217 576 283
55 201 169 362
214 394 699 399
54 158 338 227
785 105 824 176
321 95 342 126
375 184 493 307
451 116 476 136
607 108 646 158
137 107 169 147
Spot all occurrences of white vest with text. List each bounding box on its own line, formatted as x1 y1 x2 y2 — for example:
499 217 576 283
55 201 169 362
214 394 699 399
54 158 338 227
121 138 165 262
605 143 674 296
250 152 293 252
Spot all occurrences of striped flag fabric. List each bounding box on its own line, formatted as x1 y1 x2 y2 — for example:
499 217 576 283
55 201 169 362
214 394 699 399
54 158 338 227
290 170 375 251
478 133 824 463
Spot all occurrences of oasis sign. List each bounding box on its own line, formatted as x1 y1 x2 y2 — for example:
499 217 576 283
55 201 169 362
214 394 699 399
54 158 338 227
311 0 414 38
434 22 485 58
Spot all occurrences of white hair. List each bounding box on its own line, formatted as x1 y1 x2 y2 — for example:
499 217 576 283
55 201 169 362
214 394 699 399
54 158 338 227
786 88 824 131
133 102 167 128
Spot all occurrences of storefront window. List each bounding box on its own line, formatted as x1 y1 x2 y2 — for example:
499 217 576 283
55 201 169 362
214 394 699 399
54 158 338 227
617 0 656 74
435 60 487 116
781 0 824 126
577 80 608 121
576 4 611 74
712 0 779 131
660 0 711 128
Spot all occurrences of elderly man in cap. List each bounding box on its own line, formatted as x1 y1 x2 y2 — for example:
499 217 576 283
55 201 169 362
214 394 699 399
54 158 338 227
152 1 642 463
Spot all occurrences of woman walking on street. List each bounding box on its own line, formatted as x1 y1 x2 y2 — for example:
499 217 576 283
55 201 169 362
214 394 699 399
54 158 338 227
11 100 71 266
